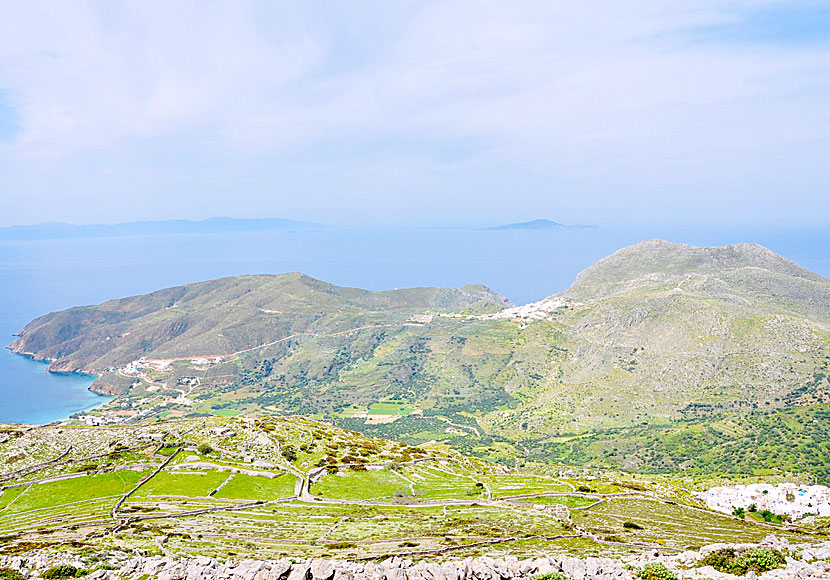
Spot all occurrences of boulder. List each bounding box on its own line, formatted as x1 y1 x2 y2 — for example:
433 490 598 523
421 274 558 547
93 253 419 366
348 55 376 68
383 568 407 580
287 563 311 580
311 560 335 580
271 559 293 580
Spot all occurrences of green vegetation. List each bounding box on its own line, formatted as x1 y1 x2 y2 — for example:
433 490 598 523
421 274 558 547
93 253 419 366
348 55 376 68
699 547 786 575
1 415 820 561
213 474 296 500
133 470 230 498
532 573 569 580
635 563 677 580
312 468 412 501
514 495 596 509
0 569 24 580
535 404 830 483
1 471 147 515
42 566 88 579
0 486 27 510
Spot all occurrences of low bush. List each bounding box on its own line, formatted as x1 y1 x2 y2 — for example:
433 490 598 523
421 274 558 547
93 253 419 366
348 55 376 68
699 548 736 571
699 547 785 575
532 573 569 580
623 521 643 530
635 562 677 580
732 548 786 574
42 565 89 579
0 568 24 580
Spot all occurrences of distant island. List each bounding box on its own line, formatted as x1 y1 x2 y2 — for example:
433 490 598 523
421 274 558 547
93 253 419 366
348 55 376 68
0 217 325 241
481 218 597 230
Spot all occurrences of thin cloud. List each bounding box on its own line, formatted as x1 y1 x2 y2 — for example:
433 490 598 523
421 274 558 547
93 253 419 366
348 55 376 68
0 1 828 227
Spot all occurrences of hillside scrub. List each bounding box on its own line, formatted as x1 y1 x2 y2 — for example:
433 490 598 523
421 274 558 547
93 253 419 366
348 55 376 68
42 565 89 579
532 573 569 580
698 547 786 575
635 562 677 580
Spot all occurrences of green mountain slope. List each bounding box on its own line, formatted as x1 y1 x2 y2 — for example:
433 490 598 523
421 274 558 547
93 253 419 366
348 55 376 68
9 240 830 480
10 273 511 375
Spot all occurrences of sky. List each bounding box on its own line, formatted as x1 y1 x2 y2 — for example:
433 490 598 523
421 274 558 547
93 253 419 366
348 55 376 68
0 1 828 228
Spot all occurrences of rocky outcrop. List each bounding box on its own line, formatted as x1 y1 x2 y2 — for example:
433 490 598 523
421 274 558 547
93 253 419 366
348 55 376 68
3 537 830 580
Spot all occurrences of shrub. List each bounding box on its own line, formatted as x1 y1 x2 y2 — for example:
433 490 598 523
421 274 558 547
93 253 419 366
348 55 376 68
731 548 786 574
533 573 569 580
699 548 736 571
623 521 643 530
281 446 297 462
636 562 677 580
699 548 785 575
42 565 89 579
74 463 98 473
0 568 24 580
756 509 783 523
197 443 213 455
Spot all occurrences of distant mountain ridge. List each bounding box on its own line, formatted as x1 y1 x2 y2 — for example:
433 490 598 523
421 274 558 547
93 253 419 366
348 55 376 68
9 274 512 375
481 219 596 231
0 217 324 241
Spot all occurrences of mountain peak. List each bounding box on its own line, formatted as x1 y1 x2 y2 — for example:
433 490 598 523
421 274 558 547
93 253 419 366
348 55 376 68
560 239 827 303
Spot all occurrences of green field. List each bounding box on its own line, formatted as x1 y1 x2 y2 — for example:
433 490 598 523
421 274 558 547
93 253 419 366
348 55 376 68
0 415 823 561
312 468 412 500
514 495 598 509
573 497 776 548
402 464 486 500
477 474 572 497
213 473 297 500
368 403 414 415
0 485 28 510
133 470 230 498
1 471 148 514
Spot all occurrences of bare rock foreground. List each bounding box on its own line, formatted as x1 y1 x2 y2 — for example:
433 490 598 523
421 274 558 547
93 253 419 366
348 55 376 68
3 537 830 580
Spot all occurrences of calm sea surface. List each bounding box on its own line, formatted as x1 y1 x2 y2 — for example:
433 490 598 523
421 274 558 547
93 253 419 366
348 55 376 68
1 226 828 424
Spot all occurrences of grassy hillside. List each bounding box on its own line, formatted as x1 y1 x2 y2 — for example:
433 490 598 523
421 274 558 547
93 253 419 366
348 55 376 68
10 274 510 374
0 417 820 560
8 240 830 480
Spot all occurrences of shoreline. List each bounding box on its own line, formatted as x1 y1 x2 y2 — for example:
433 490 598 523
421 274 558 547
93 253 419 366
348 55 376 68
0 349 110 425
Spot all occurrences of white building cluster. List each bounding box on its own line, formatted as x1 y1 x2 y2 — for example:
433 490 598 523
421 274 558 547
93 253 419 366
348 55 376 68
437 297 577 323
699 483 830 519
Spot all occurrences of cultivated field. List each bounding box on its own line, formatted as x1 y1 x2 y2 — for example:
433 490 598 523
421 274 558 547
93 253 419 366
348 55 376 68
0 417 820 560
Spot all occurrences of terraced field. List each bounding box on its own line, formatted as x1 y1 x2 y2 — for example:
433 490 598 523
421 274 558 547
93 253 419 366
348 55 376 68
0 416 821 560
573 496 778 549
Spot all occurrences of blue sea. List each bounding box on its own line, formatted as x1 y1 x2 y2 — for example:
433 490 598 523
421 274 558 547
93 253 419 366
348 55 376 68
1 225 828 424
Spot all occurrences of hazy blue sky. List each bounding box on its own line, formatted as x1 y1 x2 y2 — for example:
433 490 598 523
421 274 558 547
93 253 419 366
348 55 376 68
0 1 828 228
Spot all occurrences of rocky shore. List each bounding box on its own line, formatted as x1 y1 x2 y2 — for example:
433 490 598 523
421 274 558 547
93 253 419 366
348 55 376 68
2 537 830 580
